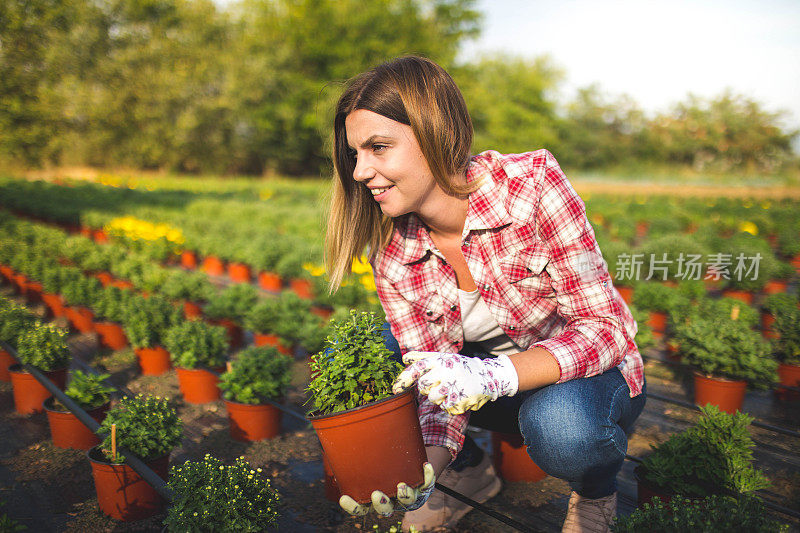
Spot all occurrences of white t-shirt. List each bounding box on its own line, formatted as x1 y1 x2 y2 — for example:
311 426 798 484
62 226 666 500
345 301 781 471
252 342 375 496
458 288 521 357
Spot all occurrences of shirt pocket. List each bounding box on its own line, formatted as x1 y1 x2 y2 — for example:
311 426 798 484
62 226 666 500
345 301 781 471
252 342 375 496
499 241 554 298
392 274 445 324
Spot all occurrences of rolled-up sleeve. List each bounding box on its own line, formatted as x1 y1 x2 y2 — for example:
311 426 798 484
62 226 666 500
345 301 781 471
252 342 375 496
530 152 633 383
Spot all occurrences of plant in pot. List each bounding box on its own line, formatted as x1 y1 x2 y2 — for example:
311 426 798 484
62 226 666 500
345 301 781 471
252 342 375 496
635 404 769 505
276 248 315 300
60 274 103 334
90 394 183 521
39 265 82 318
163 319 229 404
159 269 215 319
203 283 259 349
243 297 288 354
631 281 688 339
305 310 427 505
673 304 777 413
247 235 292 291
45 370 115 450
219 346 291 441
763 293 800 399
717 233 784 302
163 454 280 532
0 297 36 381
612 494 788 533
91 285 134 350
123 294 183 375
11 321 71 414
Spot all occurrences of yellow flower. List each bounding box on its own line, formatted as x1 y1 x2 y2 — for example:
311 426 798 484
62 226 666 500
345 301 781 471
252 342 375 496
302 263 325 277
351 256 373 275
738 221 758 236
260 189 274 201
360 274 376 292
761 200 771 209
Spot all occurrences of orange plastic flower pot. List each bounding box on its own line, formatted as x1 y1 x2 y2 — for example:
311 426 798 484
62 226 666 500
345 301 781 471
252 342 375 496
693 372 746 414
227 262 252 283
25 281 44 305
95 321 129 350
311 306 334 320
224 399 282 441
776 363 800 401
9 365 68 415
616 285 633 304
289 278 314 300
183 301 203 319
322 451 340 502
92 229 109 244
134 346 172 376
721 289 754 305
253 333 291 355
202 255 225 276
176 367 223 404
491 431 547 483
181 250 198 269
209 318 242 349
634 465 674 508
93 271 114 287
646 311 667 337
64 306 95 334
41 292 66 318
762 280 788 295
0 349 17 382
87 446 169 522
308 390 427 504
111 279 135 290
761 313 778 340
258 271 282 292
44 397 109 450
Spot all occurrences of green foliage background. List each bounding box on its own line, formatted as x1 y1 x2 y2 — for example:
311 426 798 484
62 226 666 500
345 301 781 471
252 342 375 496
0 0 796 175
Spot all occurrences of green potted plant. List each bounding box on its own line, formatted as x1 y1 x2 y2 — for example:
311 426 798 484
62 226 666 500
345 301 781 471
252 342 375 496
90 394 183 521
613 494 788 532
122 294 183 375
673 308 777 413
203 283 259 349
763 293 800 399
219 346 292 441
163 454 280 532
44 370 115 450
60 275 103 334
10 321 71 414
91 286 134 351
163 319 229 404
247 235 292 291
159 269 215 319
631 282 688 339
306 310 427 505
275 247 315 300
39 265 81 318
0 297 36 381
636 405 769 504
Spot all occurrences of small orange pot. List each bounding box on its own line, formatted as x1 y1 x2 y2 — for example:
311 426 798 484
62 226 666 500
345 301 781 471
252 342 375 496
64 305 95 334
309 390 427 504
208 318 242 349
693 372 746 414
93 271 115 287
176 367 224 404
111 279 135 290
491 431 546 483
92 229 109 244
202 255 225 276
181 250 198 269
87 446 169 522
224 399 282 441
25 281 44 304
646 311 667 338
721 289 754 305
183 301 203 319
762 280 788 295
134 346 172 376
94 321 129 350
322 452 340 502
761 313 778 340
41 292 66 318
311 306 334 321
0 349 17 382
80 226 92 238
227 262 252 283
9 364 68 415
258 271 282 292
289 278 314 300
253 333 291 355
616 285 634 304
776 363 800 401
44 397 109 450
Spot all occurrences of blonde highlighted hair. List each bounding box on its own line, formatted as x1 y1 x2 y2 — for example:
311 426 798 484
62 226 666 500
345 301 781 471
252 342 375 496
326 55 477 291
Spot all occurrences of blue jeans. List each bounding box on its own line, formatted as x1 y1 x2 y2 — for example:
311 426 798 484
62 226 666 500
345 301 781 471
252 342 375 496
384 330 646 499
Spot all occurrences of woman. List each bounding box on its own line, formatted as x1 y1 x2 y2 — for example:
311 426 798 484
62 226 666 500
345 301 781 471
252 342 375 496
326 55 645 533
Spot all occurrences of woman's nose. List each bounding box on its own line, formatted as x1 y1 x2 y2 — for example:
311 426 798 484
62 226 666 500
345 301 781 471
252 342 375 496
352 156 376 183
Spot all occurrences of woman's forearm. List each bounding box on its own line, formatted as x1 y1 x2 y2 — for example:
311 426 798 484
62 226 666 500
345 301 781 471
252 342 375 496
508 346 561 392
425 445 453 478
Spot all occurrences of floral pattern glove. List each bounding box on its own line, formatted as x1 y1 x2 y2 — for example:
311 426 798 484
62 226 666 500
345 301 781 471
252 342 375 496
339 462 435 517
392 351 520 415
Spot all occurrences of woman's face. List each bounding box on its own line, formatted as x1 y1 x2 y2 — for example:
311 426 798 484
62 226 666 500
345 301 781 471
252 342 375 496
345 109 439 219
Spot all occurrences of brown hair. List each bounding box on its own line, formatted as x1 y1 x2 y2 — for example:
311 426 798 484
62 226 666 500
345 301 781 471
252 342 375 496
325 55 477 290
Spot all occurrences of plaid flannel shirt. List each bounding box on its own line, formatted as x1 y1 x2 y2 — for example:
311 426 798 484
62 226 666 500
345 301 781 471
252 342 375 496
371 149 644 458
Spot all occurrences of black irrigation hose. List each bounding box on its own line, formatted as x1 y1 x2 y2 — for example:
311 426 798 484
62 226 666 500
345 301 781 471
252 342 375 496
433 482 541 533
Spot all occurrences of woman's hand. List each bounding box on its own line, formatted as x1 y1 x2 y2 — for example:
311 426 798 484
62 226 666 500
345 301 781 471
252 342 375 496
392 351 519 415
338 462 436 517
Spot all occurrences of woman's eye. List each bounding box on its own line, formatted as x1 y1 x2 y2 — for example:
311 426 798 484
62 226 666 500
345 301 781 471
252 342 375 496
372 144 386 153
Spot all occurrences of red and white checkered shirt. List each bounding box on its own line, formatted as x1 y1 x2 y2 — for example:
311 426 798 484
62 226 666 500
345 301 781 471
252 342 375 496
371 149 644 458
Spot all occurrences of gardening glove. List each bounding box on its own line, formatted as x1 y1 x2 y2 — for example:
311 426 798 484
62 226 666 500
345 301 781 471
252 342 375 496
338 461 435 517
393 351 519 415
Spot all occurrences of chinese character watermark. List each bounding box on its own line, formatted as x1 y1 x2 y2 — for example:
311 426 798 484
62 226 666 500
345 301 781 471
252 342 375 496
613 253 762 281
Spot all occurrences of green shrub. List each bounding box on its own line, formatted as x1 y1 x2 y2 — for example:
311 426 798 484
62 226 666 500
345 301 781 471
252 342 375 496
122 294 183 349
91 285 134 323
636 234 710 281
15 321 71 371
203 284 259 323
60 275 103 308
306 310 401 415
631 282 688 313
219 346 291 404
163 454 280 532
163 320 229 369
55 370 115 411
40 265 82 295
97 394 183 463
764 293 800 365
628 304 655 352
640 405 769 497
160 270 215 303
612 494 787 532
0 298 37 350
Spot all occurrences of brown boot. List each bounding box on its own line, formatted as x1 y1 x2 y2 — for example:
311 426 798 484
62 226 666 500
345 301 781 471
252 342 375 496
401 451 501 532
561 491 617 533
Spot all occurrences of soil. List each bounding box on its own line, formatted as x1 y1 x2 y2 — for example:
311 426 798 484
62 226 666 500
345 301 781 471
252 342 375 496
2 284 799 532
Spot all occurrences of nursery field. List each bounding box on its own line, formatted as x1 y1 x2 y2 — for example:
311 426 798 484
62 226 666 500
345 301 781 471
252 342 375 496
1 172 800 532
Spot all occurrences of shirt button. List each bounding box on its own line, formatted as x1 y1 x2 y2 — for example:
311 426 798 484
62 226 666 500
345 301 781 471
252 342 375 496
450 304 457 311
483 284 491 291
426 310 433 316
508 326 516 331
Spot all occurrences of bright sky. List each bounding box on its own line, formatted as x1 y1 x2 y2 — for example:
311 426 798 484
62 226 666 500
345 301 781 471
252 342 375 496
460 0 800 133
